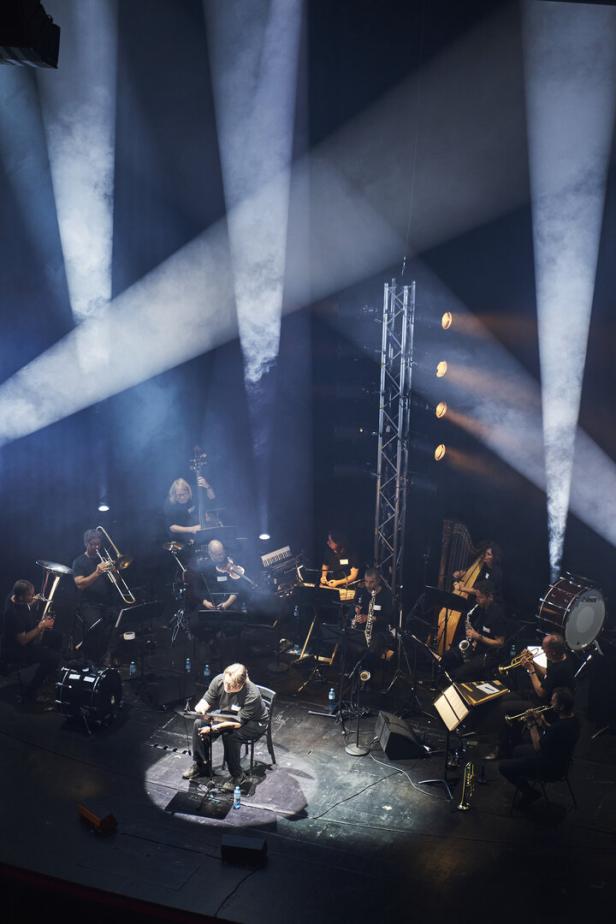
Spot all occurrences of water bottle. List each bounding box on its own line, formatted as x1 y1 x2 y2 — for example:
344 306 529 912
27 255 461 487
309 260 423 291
129 660 137 679
233 785 241 810
328 687 337 714
185 656 192 673
203 663 211 682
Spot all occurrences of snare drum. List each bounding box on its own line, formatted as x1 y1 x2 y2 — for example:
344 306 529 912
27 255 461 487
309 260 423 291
56 665 123 725
538 576 605 650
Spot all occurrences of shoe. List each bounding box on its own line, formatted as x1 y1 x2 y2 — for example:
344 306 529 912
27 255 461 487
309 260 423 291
517 787 542 809
182 763 209 780
221 774 248 793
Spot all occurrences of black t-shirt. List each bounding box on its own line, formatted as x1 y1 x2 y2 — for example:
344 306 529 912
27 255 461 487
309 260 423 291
323 546 359 582
468 601 505 662
163 499 198 535
355 585 393 633
202 563 240 608
477 562 503 600
201 675 268 724
541 655 577 699
539 715 579 776
2 597 37 654
72 553 114 605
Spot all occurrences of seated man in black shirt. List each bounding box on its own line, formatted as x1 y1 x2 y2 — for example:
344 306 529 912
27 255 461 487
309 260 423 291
485 632 576 759
499 686 579 808
72 529 117 664
321 530 360 592
347 567 393 671
2 580 63 702
441 580 506 682
183 662 268 790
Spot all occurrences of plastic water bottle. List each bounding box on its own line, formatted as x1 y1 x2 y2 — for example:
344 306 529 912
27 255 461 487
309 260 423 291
233 785 241 810
129 660 137 679
203 663 211 682
328 687 337 714
185 657 192 673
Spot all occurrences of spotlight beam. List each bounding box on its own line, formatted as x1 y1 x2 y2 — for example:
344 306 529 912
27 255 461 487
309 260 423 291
524 0 616 577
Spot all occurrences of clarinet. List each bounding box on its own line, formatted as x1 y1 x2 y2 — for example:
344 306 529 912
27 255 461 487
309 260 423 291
365 590 377 647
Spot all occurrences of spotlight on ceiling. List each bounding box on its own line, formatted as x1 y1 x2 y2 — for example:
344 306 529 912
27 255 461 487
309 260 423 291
258 532 271 542
435 401 448 419
441 311 453 330
98 501 110 513
435 360 448 378
434 443 447 462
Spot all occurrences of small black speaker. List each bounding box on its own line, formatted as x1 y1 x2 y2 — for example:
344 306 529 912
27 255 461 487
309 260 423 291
221 834 268 867
375 710 426 759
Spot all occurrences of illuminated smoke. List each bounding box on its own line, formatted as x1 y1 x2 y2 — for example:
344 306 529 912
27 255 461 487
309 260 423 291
524 0 616 577
37 0 118 325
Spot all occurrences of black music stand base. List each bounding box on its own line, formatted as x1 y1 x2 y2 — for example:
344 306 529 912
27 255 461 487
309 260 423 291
416 729 454 801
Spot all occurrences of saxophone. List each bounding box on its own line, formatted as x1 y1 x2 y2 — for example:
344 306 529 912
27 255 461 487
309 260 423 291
364 590 377 647
458 604 478 661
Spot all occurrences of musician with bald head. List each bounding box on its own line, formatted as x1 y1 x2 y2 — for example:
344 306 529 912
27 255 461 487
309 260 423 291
202 540 239 612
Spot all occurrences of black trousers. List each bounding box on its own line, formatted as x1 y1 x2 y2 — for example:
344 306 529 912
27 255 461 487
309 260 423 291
192 718 266 779
79 603 116 665
9 627 63 696
345 629 388 674
498 743 566 794
442 647 497 682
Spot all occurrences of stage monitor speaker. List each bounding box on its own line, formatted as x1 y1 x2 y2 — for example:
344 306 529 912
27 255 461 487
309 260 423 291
375 710 426 760
221 834 268 867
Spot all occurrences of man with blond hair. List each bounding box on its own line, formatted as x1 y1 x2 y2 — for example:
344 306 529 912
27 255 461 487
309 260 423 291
183 662 268 790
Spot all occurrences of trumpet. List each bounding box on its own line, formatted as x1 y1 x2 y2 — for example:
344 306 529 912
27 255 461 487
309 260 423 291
96 526 136 605
498 649 534 674
505 704 551 725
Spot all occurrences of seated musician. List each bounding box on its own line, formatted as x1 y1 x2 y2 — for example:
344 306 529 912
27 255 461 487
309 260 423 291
202 540 240 612
183 662 268 790
348 567 393 670
498 687 579 808
321 530 360 591
2 580 63 703
164 476 215 541
441 580 505 682
453 542 504 603
485 632 576 760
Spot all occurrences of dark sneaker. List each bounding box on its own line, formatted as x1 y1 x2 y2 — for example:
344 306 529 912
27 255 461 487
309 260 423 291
221 774 248 792
517 788 542 809
182 763 208 780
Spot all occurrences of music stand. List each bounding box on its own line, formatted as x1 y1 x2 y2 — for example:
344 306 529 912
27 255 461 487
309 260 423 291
417 684 469 800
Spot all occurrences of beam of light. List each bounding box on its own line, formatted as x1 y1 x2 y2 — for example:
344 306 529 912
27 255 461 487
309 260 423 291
524 0 616 579
204 0 302 535
37 0 118 327
0 67 69 312
204 0 302 386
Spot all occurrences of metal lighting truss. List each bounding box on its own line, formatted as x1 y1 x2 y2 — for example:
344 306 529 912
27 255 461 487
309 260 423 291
373 279 416 604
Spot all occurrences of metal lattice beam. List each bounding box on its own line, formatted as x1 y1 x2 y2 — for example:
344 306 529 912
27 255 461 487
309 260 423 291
373 280 416 603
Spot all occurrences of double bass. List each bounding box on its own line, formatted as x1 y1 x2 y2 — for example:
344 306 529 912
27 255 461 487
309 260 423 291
189 446 221 530
435 520 483 655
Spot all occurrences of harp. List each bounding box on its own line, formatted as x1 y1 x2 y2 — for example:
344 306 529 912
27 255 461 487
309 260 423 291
435 520 482 655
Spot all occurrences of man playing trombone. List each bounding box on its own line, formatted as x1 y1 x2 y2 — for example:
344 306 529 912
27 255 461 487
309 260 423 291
2 579 63 704
72 529 117 664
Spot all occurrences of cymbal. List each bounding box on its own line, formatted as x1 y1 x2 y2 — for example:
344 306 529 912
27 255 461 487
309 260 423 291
162 541 185 552
36 560 73 576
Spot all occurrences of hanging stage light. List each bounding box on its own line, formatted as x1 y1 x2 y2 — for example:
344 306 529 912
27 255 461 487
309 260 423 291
435 360 448 378
434 443 447 462
258 533 271 542
435 401 448 419
441 311 453 331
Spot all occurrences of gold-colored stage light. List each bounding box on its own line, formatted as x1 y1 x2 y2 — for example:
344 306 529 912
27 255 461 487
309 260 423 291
435 360 448 378
435 401 448 419
434 443 447 462
441 311 453 330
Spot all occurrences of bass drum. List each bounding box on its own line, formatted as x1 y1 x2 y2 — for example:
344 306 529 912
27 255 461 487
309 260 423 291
56 665 123 726
538 575 605 651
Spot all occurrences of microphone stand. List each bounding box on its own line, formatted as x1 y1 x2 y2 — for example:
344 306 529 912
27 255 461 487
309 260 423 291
345 667 370 757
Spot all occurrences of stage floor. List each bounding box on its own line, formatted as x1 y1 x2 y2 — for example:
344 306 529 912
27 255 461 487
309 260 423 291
1 642 616 924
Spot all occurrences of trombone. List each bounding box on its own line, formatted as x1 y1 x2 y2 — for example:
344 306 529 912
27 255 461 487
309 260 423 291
96 525 136 605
